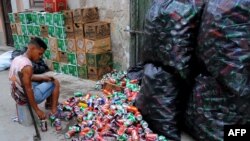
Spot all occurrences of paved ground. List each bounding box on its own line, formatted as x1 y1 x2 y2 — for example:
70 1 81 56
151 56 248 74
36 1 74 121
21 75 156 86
0 46 195 141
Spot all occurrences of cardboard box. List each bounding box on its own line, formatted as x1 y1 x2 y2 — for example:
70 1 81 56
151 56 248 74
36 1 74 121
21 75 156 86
8 13 15 23
75 37 85 53
32 25 41 36
67 38 76 52
21 24 28 36
53 12 65 26
85 37 111 53
77 52 87 66
63 10 73 25
57 39 67 51
18 12 32 24
52 61 61 73
11 24 17 34
88 66 112 81
24 36 30 44
51 50 60 62
18 35 25 46
59 51 68 63
48 25 56 37
103 81 124 92
32 12 39 25
87 52 113 68
68 65 78 77
82 7 99 23
44 0 67 13
60 63 69 74
27 24 33 36
65 25 74 39
43 50 51 60
84 22 110 40
38 12 46 25
49 37 58 51
55 26 66 39
45 13 54 26
12 35 19 45
42 37 49 48
45 59 53 70
16 23 22 35
78 65 88 79
74 23 84 38
73 7 99 24
40 25 49 37
67 52 77 65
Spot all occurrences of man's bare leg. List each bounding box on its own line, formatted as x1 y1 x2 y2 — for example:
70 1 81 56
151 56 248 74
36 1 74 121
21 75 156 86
51 79 60 114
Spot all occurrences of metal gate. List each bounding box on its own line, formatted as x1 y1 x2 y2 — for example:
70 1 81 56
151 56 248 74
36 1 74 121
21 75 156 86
1 0 13 46
130 0 152 67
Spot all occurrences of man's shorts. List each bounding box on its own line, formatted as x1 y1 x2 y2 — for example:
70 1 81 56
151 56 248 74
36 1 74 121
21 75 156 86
32 82 55 104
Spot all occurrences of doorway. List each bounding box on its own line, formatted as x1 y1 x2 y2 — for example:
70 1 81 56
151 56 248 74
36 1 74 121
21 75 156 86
130 0 152 67
1 0 14 46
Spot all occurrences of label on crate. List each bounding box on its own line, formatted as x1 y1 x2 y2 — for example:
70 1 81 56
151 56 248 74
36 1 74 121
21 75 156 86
48 26 56 37
60 63 69 74
68 65 78 77
52 62 61 73
44 50 51 60
21 24 28 36
67 53 77 65
78 65 87 79
55 26 66 39
45 13 54 26
54 13 65 26
38 12 46 25
58 39 67 51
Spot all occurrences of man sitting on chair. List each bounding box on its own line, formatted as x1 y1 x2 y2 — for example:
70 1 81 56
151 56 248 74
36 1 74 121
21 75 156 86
9 37 60 120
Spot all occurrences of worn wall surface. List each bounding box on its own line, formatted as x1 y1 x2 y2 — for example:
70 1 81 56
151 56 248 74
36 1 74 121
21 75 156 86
0 2 7 45
77 0 131 70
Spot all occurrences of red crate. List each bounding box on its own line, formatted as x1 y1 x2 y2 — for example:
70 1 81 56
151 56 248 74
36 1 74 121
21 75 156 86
44 0 67 12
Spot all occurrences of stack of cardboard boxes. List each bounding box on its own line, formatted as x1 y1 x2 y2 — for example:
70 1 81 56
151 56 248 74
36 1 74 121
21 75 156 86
8 7 113 81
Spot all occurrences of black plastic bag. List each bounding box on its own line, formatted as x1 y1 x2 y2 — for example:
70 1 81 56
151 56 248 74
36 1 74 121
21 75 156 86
143 0 206 79
11 47 49 74
127 62 144 84
185 75 250 141
197 0 250 96
135 63 183 140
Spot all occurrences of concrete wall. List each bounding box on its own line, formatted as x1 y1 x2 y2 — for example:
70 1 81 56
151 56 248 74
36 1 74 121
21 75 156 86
76 0 130 70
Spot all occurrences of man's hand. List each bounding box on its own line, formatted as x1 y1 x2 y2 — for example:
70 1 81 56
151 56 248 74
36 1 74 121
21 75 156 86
35 109 46 120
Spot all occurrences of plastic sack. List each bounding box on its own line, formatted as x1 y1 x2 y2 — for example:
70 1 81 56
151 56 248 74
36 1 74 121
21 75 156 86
197 0 250 96
127 62 144 83
142 0 206 79
0 51 13 71
135 63 183 140
185 75 250 141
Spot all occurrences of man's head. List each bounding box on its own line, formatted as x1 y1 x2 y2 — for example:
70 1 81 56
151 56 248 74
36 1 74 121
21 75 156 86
27 37 47 62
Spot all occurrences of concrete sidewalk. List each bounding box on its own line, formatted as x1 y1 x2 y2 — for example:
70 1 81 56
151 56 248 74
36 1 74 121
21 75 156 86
0 46 195 141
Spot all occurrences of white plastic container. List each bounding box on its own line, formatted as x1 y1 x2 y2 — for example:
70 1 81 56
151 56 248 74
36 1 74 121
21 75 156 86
16 103 36 126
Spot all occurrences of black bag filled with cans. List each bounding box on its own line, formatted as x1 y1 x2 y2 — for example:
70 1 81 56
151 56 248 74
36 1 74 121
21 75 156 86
135 63 186 141
185 75 250 141
196 0 250 97
142 0 206 79
127 62 145 84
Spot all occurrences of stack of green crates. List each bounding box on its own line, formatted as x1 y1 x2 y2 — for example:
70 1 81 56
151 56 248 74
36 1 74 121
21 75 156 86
9 11 88 80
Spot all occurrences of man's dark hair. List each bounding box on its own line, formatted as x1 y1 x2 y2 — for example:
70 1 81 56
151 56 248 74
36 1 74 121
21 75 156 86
29 37 47 50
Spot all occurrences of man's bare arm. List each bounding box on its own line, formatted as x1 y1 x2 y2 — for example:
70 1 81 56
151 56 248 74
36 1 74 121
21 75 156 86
32 74 54 82
21 66 40 111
